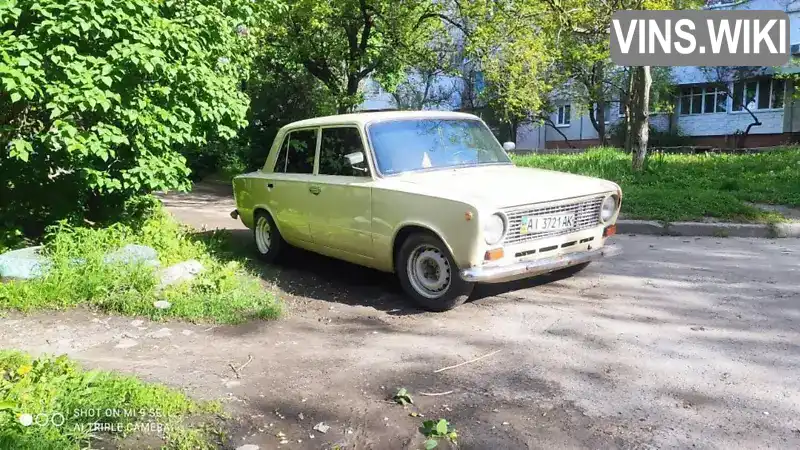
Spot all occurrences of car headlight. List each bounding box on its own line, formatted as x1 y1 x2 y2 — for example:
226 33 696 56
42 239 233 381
484 213 506 245
600 195 618 223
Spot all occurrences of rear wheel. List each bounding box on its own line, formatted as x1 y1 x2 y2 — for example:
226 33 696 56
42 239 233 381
396 232 473 312
253 210 283 263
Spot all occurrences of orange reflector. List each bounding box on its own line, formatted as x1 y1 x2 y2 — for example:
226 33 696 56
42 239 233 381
484 248 504 261
604 224 617 237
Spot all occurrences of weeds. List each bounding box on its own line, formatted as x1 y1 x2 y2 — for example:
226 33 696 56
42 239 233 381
513 147 800 223
420 418 458 449
0 351 222 450
0 203 280 324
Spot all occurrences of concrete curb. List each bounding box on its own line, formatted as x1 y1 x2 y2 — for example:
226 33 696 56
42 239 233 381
617 220 800 238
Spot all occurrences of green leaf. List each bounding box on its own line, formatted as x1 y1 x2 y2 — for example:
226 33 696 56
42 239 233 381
9 138 31 162
0 400 15 410
424 439 438 450
10 92 21 102
101 76 112 87
17 57 29 66
435 419 448 435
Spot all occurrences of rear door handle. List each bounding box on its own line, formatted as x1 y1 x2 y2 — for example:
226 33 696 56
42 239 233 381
309 185 321 195
267 183 274 188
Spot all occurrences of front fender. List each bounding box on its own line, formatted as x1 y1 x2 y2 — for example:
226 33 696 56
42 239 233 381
372 189 484 271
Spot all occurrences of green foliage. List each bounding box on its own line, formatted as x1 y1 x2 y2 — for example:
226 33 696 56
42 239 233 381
0 0 265 237
455 0 557 125
607 121 692 149
513 147 800 223
264 0 445 112
419 418 457 449
0 203 281 323
393 388 414 406
0 350 221 450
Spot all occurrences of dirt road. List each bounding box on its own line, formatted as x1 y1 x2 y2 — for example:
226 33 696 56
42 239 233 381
2 184 799 449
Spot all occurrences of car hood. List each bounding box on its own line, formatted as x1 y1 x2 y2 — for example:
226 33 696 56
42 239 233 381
379 164 620 209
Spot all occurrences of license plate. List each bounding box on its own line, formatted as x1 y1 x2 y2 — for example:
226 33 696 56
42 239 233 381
520 213 575 234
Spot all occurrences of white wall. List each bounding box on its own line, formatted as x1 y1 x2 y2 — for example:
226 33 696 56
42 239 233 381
677 110 784 135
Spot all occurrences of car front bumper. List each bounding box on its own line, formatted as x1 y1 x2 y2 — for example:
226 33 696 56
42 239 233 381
459 244 622 284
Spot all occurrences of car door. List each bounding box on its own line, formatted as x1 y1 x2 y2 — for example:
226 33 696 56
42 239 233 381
267 127 318 244
307 125 374 258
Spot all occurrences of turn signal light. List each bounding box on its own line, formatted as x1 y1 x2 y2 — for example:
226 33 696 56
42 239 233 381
484 248 504 261
604 224 617 238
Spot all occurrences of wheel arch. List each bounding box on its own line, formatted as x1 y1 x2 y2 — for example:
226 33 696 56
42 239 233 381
252 205 286 237
390 223 456 273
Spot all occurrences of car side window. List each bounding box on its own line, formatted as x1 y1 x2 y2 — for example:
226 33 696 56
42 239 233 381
282 129 316 174
272 133 290 172
318 127 370 177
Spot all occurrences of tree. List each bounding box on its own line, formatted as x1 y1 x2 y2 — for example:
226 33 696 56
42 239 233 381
265 0 447 113
701 66 771 148
442 0 561 142
542 0 702 170
0 0 268 236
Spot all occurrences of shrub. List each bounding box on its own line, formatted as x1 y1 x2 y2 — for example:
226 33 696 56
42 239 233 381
0 0 260 237
607 120 692 149
0 203 281 323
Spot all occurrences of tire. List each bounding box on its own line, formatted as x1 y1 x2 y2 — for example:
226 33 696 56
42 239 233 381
253 210 284 263
396 232 474 312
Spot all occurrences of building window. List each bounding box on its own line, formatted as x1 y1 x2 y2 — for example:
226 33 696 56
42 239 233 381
679 86 727 115
557 104 571 126
594 104 612 123
732 78 784 111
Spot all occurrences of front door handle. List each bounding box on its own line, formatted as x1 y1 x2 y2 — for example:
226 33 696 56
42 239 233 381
309 185 321 195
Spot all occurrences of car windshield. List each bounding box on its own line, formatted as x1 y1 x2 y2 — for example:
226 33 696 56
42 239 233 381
367 118 512 175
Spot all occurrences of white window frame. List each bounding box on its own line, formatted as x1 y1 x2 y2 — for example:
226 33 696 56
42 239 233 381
679 86 727 115
732 78 785 112
556 104 571 127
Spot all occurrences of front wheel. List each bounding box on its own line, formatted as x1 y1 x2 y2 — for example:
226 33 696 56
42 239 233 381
396 233 474 312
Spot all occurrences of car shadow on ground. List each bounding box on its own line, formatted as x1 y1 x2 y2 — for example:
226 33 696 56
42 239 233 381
191 227 574 314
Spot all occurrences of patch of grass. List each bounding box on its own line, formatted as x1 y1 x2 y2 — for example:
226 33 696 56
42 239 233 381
513 147 800 223
0 351 222 450
0 202 280 324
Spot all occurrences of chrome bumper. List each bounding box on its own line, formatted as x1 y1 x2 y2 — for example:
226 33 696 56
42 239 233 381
460 244 622 284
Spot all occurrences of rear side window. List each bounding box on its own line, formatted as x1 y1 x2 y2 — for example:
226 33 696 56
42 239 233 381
272 134 289 172
274 129 316 174
319 127 370 176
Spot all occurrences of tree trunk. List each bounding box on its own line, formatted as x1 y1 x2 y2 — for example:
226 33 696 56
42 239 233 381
624 69 634 153
631 66 651 172
595 64 606 146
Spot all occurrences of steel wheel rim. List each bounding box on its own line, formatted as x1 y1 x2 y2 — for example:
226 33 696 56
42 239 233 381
255 216 272 254
406 244 451 299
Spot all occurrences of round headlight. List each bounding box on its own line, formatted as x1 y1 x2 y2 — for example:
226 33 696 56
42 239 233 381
483 213 506 245
600 195 618 222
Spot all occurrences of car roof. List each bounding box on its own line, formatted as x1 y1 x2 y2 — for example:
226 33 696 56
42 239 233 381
281 110 482 130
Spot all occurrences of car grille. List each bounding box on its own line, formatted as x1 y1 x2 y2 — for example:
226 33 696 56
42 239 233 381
503 195 605 245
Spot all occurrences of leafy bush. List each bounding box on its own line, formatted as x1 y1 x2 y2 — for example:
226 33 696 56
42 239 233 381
513 147 800 222
0 203 281 323
607 120 692 149
0 0 260 237
0 351 220 449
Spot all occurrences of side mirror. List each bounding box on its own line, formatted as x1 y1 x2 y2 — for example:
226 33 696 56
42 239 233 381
344 151 365 166
502 141 516 152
